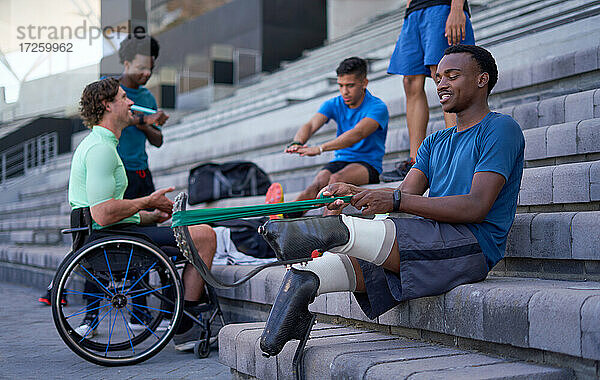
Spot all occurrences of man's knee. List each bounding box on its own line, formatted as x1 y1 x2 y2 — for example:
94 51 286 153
189 224 216 254
403 75 426 96
307 172 330 192
328 172 344 184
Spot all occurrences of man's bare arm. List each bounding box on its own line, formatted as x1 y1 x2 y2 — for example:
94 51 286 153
398 168 429 195
295 117 380 156
399 171 505 223
90 187 174 226
138 124 163 147
286 114 329 153
446 0 467 45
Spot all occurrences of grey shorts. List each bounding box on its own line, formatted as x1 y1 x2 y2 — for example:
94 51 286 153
354 217 488 319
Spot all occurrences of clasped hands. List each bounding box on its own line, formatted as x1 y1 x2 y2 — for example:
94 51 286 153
285 142 322 157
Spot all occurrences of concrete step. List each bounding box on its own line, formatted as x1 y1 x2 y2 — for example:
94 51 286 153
211 266 600 368
220 322 574 380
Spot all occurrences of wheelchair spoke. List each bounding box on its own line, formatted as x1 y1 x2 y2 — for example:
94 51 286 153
121 246 134 293
129 302 173 314
78 264 114 297
124 305 159 339
119 309 135 354
63 289 108 299
129 284 172 299
123 262 157 296
103 248 117 292
64 298 103 319
104 309 118 356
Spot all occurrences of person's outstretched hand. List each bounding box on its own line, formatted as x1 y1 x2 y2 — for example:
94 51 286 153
295 146 321 156
351 189 394 215
318 182 362 211
147 187 175 215
445 8 466 45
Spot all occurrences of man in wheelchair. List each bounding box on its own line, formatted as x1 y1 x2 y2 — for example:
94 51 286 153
66 77 217 352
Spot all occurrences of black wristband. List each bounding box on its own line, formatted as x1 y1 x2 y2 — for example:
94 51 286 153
393 189 401 212
287 140 303 148
138 114 145 125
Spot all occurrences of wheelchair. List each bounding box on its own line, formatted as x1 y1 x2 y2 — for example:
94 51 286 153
50 208 225 366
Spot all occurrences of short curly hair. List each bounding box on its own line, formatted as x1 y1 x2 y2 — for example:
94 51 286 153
336 57 367 78
118 35 159 64
444 45 498 95
79 78 120 128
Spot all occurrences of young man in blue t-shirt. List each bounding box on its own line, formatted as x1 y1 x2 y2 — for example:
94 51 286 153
257 45 525 357
117 35 169 199
284 57 389 215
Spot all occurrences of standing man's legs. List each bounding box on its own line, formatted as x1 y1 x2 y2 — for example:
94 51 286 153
403 74 429 160
403 67 457 161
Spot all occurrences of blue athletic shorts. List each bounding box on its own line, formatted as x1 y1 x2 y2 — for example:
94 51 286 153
387 5 475 77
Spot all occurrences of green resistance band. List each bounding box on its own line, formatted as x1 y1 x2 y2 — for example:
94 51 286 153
172 196 353 226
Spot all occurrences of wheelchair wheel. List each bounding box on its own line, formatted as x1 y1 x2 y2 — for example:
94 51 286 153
51 236 184 366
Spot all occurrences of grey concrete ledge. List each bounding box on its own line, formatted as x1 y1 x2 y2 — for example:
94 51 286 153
219 322 574 380
212 267 600 362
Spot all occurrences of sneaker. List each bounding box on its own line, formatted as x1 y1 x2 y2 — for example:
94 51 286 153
380 158 414 182
265 182 284 219
173 324 201 352
38 289 67 306
74 313 98 338
128 318 170 332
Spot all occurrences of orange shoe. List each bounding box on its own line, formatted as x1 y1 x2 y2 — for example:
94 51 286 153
265 183 284 219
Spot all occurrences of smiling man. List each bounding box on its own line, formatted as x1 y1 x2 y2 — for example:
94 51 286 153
258 45 525 357
116 35 169 200
284 57 389 215
69 78 216 351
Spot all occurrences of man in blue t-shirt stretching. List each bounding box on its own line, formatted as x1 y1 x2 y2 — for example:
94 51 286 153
285 57 389 215
257 45 525 357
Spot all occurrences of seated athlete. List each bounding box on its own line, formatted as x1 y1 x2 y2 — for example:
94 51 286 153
258 45 525 356
72 77 215 351
285 57 389 215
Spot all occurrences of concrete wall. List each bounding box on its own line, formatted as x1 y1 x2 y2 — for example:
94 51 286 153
327 0 404 41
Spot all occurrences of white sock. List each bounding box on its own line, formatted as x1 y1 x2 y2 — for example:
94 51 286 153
292 252 356 296
329 215 396 266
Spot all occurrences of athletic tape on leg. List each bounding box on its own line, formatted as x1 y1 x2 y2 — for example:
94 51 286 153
329 215 396 266
293 253 356 296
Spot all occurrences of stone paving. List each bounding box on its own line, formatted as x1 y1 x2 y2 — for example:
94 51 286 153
0 282 230 379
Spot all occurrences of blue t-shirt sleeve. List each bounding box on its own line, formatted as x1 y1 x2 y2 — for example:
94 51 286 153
474 116 525 181
365 102 389 129
413 134 433 180
317 98 336 121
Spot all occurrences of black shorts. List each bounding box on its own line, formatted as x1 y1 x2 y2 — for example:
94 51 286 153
322 161 380 184
353 217 489 319
124 169 156 199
